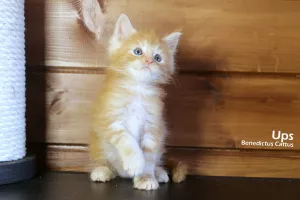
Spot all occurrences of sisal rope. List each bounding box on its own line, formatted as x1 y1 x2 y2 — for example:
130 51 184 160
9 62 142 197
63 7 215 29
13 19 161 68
0 0 26 162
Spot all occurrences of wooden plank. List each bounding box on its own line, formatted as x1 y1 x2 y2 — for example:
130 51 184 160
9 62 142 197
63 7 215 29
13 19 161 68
26 71 105 144
25 0 300 73
26 71 300 150
40 144 300 178
166 73 300 149
25 0 108 67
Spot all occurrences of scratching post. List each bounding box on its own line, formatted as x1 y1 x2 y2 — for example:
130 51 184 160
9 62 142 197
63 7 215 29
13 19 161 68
0 0 35 184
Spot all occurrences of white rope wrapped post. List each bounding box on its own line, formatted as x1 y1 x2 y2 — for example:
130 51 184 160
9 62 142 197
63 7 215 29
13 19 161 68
0 0 35 184
0 0 26 162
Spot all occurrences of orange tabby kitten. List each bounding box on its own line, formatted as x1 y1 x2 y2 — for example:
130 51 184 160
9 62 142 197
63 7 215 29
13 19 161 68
89 13 182 190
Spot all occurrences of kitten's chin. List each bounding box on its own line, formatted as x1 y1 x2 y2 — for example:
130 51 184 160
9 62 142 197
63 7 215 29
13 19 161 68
130 71 159 84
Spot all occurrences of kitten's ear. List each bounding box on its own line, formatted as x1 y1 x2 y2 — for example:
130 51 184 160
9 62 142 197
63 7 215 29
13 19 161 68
163 32 182 53
81 0 105 40
113 14 137 41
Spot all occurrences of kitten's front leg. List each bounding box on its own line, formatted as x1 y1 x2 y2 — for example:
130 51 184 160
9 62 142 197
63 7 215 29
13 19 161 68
133 150 159 190
133 130 161 190
108 128 145 177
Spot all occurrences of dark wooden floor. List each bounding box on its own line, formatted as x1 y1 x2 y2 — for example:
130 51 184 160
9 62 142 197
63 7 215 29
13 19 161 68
0 172 300 200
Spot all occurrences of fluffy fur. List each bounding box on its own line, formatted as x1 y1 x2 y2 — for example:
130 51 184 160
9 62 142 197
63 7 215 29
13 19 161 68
89 13 183 190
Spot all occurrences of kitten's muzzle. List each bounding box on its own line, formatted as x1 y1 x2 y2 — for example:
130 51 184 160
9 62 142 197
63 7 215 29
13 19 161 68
141 65 152 73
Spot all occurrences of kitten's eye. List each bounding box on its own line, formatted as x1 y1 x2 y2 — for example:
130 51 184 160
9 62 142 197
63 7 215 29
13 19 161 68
154 54 162 62
133 48 143 56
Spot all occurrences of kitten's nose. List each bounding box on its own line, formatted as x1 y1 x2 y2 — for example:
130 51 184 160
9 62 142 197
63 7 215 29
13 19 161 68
145 58 153 65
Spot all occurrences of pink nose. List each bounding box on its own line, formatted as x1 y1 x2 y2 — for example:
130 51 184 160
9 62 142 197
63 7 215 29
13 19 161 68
146 59 153 65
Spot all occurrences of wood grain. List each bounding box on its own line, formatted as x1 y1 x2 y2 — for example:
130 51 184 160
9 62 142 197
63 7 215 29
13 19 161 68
26 71 300 150
25 0 300 73
41 144 300 178
26 71 105 144
166 73 300 149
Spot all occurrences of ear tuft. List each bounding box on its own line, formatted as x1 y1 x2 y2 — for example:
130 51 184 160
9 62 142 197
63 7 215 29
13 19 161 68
163 32 182 53
113 13 137 41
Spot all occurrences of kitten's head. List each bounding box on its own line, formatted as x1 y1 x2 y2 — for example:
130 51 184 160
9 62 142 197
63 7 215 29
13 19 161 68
108 14 181 84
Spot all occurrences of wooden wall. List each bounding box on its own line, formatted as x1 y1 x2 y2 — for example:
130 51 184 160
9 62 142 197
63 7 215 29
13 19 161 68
25 0 300 178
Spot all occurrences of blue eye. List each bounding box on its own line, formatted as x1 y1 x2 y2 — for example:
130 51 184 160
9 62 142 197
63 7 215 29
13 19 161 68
133 48 143 55
154 54 162 62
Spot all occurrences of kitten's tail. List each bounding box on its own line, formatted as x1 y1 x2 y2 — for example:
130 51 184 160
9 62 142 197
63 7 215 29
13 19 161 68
171 162 188 183
89 130 103 162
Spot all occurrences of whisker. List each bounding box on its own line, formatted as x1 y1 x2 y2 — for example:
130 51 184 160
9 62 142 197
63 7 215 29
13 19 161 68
171 76 182 90
110 67 127 75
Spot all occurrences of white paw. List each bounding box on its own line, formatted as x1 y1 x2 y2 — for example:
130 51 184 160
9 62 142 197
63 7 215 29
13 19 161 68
155 167 169 183
90 166 116 182
122 152 145 177
134 176 159 190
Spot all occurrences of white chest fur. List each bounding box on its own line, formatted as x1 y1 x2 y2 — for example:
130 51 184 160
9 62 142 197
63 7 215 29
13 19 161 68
125 94 147 140
123 83 157 140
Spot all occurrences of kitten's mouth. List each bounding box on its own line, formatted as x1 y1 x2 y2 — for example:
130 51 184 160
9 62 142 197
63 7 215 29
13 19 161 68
141 65 152 73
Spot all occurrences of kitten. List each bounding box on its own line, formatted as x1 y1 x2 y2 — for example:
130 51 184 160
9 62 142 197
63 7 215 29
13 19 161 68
89 13 183 190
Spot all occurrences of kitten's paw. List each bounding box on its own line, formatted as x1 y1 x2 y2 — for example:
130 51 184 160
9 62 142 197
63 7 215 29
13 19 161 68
155 167 169 183
134 175 159 190
90 166 116 182
122 152 145 177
